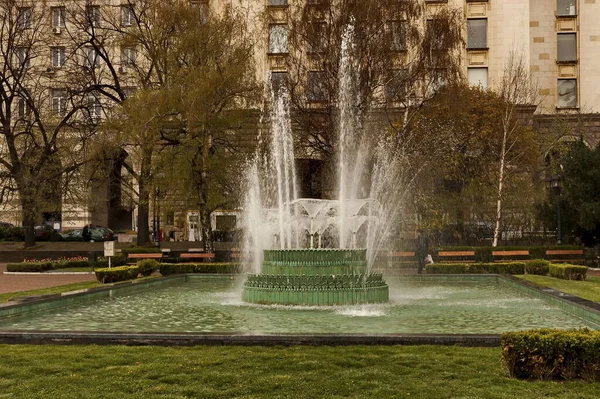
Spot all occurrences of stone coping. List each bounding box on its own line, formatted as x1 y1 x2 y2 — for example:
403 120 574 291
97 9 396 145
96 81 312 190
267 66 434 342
0 331 501 347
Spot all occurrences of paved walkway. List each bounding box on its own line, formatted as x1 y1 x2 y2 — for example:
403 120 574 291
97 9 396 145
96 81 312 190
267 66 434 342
0 264 96 294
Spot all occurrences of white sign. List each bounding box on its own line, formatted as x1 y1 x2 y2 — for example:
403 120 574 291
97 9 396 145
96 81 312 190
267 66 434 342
104 241 115 257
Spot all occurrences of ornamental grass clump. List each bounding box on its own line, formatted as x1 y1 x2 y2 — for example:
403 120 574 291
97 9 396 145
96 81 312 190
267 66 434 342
502 329 600 381
94 266 140 283
137 259 158 277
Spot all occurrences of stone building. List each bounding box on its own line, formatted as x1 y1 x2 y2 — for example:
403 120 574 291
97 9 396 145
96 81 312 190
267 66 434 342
0 0 598 233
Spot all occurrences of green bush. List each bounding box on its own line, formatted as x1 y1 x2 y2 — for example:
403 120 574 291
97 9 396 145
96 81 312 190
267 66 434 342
158 263 241 276
548 264 588 280
94 266 140 283
502 329 600 381
137 259 158 277
6 262 54 272
0 226 25 241
93 254 127 268
426 262 525 274
55 260 90 269
525 259 550 276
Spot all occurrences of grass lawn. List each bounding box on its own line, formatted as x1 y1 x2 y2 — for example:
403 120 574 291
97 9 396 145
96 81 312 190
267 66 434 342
0 281 103 303
516 275 600 303
0 345 598 399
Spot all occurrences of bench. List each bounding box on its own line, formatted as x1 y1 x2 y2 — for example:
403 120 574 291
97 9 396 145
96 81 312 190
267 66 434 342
437 251 476 263
492 250 530 262
179 252 215 262
389 251 417 267
546 249 585 264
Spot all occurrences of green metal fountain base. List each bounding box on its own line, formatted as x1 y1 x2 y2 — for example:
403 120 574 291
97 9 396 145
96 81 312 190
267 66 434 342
242 249 389 306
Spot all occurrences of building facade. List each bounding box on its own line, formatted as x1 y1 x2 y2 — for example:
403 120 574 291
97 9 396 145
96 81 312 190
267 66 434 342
0 0 597 233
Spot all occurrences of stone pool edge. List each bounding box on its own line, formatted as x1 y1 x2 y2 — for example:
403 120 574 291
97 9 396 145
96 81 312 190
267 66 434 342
0 273 598 347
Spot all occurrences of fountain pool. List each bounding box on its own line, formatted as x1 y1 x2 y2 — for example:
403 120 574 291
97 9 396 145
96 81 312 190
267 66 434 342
1 275 597 335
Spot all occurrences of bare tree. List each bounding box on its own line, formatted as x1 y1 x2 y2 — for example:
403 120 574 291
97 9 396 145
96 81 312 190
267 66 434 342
0 0 100 246
492 50 540 247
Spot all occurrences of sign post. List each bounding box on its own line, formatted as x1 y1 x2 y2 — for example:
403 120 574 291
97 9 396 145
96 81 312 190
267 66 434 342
104 241 115 268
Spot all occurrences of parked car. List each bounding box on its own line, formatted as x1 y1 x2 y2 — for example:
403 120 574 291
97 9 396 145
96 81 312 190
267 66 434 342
0 221 14 228
62 226 117 242
61 229 84 241
34 224 62 241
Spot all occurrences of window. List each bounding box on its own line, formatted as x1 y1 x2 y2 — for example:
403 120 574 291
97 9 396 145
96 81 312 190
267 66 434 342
17 97 31 119
268 24 288 54
307 71 328 102
308 22 327 53
557 79 577 108
86 48 99 68
468 67 488 89
17 7 32 29
388 21 407 52
51 7 65 28
270 71 288 96
87 93 102 120
467 19 487 49
14 47 29 69
426 19 448 50
52 47 66 68
86 5 101 27
52 89 67 116
122 87 136 98
121 5 134 27
121 47 136 66
557 0 576 16
268 0 288 5
557 33 577 62
386 70 408 102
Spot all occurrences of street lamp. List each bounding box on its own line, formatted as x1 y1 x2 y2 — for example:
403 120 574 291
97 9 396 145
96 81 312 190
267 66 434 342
549 175 562 245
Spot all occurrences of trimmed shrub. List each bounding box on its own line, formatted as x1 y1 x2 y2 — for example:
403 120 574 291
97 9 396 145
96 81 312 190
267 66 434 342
137 259 158 277
94 266 140 283
525 259 550 276
502 329 600 381
426 262 525 274
6 262 54 272
0 226 25 241
549 263 588 280
158 263 241 276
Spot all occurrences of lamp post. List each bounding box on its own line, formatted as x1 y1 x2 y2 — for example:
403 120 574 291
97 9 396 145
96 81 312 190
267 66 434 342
549 175 562 245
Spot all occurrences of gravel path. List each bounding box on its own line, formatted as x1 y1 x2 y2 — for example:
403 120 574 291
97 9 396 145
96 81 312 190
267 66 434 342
0 263 95 294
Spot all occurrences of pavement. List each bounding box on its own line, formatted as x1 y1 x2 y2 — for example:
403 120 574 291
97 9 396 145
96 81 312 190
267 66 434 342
0 263 96 294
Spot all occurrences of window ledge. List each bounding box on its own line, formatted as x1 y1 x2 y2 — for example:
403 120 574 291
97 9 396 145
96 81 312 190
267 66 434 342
556 106 580 110
556 14 577 18
267 5 289 9
556 60 578 64
267 52 289 56
467 47 489 51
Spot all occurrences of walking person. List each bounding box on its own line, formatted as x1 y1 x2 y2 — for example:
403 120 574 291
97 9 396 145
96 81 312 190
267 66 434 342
416 229 429 274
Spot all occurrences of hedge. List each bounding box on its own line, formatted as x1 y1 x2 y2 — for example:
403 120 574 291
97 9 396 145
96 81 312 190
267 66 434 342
6 262 55 272
120 246 162 255
524 259 550 276
93 254 127 268
549 264 588 280
426 262 526 275
502 329 600 381
94 266 140 283
158 263 241 276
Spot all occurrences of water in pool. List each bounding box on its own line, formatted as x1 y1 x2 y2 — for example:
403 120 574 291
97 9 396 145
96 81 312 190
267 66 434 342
0 277 595 334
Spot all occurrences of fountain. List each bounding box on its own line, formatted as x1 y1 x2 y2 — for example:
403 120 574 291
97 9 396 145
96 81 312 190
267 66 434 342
241 22 391 305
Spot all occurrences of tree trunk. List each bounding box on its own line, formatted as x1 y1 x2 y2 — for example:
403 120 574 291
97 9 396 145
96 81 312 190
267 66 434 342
136 150 152 246
19 184 37 248
492 130 508 248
